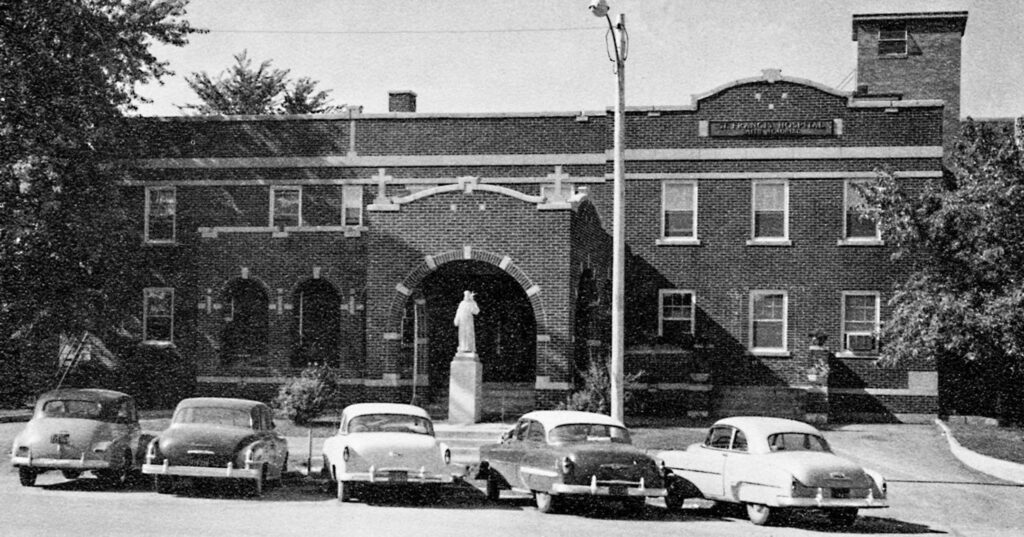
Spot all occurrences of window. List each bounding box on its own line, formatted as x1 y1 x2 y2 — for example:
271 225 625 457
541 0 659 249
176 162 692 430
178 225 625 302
659 289 695 339
751 180 788 240
878 24 908 56
343 185 363 226
145 187 176 243
844 180 879 240
271 187 301 228
143 288 174 342
662 182 697 239
842 292 880 354
705 426 734 449
750 291 787 352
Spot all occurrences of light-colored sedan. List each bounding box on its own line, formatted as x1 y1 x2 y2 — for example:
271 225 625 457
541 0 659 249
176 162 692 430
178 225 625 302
321 403 458 502
657 416 888 526
11 389 150 488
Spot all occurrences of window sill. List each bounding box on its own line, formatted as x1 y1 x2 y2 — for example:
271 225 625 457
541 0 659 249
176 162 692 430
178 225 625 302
746 239 792 247
656 238 702 247
837 238 885 247
198 226 368 238
747 349 791 358
835 351 880 359
878 53 908 59
144 240 177 246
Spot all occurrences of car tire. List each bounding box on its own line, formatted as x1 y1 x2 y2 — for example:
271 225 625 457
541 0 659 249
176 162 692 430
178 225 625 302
154 475 175 494
664 477 688 512
337 479 353 502
746 503 775 526
19 467 37 487
485 471 501 502
534 491 560 514
827 508 858 527
61 469 82 480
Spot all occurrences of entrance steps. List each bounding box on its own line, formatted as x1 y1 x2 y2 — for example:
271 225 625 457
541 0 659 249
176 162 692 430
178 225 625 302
712 385 807 420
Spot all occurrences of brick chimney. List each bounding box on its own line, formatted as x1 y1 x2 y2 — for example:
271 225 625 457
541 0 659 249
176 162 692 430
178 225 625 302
388 91 417 113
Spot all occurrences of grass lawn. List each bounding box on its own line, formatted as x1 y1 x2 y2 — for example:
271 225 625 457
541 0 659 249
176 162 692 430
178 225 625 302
947 421 1024 465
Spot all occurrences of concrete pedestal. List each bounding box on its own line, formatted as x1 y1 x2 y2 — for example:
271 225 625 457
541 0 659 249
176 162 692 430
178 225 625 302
448 353 482 424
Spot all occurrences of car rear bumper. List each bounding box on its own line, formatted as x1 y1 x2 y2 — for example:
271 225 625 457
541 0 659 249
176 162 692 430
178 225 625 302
339 467 455 484
776 496 888 509
552 481 667 498
142 461 261 480
12 456 111 471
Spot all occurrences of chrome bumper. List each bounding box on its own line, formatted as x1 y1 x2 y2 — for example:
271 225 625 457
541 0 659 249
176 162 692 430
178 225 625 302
338 465 455 484
552 476 667 497
12 455 111 471
777 495 888 509
142 460 261 480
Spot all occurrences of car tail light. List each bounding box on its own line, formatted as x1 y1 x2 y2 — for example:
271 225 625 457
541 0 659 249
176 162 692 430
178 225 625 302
561 456 574 475
342 446 350 462
443 448 451 465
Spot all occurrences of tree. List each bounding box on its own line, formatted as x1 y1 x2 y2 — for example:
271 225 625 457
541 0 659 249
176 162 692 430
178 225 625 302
182 51 341 115
860 119 1024 422
0 0 198 402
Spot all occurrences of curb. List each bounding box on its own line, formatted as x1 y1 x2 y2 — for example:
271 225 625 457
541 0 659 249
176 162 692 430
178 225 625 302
934 418 1024 485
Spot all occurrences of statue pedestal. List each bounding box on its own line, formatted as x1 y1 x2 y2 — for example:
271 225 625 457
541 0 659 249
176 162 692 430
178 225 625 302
448 352 482 424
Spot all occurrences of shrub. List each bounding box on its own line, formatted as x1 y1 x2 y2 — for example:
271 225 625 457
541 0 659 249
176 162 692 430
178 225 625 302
274 363 339 425
558 359 644 415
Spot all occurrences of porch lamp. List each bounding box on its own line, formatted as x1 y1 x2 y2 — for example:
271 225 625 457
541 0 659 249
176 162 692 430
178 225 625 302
588 0 628 422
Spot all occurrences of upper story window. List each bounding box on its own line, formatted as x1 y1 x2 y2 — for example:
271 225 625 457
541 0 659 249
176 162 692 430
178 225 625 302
750 290 787 353
143 287 174 343
844 180 880 240
662 181 697 240
878 24 908 56
145 186 176 243
271 186 301 228
659 289 695 340
343 185 363 226
842 292 880 354
751 180 788 241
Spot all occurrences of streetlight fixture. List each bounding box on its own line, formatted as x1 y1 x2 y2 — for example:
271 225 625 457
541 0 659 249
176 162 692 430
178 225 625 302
589 0 628 423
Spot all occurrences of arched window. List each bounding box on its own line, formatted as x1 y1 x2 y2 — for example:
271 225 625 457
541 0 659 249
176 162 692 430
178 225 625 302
291 279 341 367
221 279 269 365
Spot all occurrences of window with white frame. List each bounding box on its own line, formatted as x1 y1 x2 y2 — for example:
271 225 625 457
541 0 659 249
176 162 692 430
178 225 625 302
751 180 788 240
878 24 908 56
844 180 879 240
343 185 363 226
143 288 174 342
662 182 697 239
750 291 787 352
145 186 176 243
271 186 301 228
659 289 695 340
842 292 880 354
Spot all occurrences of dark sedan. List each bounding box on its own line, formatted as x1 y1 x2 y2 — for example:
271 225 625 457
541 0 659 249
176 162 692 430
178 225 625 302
478 410 666 514
142 397 288 496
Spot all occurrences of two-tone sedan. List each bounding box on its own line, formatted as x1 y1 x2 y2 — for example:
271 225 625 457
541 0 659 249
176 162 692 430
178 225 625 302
658 416 888 526
11 389 150 488
142 398 288 496
321 403 459 503
478 410 666 514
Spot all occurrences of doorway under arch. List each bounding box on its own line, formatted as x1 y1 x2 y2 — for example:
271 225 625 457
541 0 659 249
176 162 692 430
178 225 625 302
414 260 537 399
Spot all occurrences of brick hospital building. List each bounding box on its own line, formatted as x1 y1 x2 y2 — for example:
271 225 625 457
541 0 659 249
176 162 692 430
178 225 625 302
120 12 970 422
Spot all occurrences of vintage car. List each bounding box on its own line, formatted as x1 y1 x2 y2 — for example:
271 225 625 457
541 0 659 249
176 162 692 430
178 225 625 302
11 388 150 488
657 416 888 526
478 410 667 514
321 403 459 502
142 397 288 496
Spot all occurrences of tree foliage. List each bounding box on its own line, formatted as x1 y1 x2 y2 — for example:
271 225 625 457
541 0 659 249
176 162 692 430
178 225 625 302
182 51 340 115
860 119 1024 420
1 0 198 399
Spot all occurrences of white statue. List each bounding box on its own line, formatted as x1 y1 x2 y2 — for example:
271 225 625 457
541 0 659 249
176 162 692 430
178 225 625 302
453 290 479 354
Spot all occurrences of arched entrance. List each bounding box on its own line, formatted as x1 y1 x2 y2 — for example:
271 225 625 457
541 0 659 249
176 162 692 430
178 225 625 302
414 260 536 400
291 279 341 368
220 278 268 365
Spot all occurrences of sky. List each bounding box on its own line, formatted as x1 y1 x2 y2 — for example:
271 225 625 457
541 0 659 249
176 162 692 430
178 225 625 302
134 0 1024 119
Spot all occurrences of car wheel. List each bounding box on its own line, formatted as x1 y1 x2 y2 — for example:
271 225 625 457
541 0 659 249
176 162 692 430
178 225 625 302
337 479 354 502
827 508 858 527
664 478 688 512
746 503 775 526
19 467 37 487
154 475 175 494
485 471 501 502
61 469 82 480
534 491 560 514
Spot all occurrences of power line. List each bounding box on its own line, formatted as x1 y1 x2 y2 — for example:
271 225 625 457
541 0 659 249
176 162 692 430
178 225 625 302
203 26 598 36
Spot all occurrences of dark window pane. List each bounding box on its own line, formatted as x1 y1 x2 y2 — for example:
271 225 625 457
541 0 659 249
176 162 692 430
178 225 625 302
754 211 785 237
664 211 694 237
753 321 783 348
846 212 877 238
879 39 907 55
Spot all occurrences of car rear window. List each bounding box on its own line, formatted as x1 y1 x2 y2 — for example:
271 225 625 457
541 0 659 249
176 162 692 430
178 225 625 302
42 400 102 419
768 432 831 452
348 414 433 435
548 424 632 444
173 407 252 428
